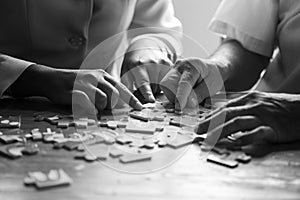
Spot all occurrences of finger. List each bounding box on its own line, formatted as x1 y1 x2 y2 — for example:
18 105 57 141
72 90 98 118
186 92 199 108
160 68 181 104
90 85 108 110
224 94 250 107
103 73 143 110
98 78 119 109
120 70 135 92
132 65 155 103
75 81 108 111
185 81 209 108
205 116 263 145
80 82 107 110
175 69 199 110
195 105 257 134
234 126 276 146
147 62 162 95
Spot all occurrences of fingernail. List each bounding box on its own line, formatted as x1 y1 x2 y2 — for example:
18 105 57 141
129 97 143 111
188 97 198 108
175 99 181 111
135 101 143 110
148 94 155 103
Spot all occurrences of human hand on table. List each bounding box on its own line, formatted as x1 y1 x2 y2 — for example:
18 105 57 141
10 64 143 113
121 39 173 103
196 91 300 146
160 58 225 110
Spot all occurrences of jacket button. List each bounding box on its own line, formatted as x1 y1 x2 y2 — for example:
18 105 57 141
68 36 86 47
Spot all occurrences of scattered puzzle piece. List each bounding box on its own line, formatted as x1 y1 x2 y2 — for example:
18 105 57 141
167 133 195 149
0 143 24 159
44 115 60 125
207 154 239 169
120 154 152 164
129 112 150 122
83 144 110 161
109 148 125 158
21 144 39 155
125 121 156 134
31 129 43 141
74 120 88 129
0 135 22 144
116 135 134 145
63 141 81 151
57 120 71 129
142 103 156 109
0 116 21 128
235 153 251 164
24 169 73 189
107 121 118 129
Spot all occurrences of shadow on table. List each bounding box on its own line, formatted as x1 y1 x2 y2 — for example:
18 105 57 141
0 96 71 114
242 141 300 157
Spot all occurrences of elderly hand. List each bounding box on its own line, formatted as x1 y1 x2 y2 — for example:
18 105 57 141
196 91 300 146
121 39 173 103
160 58 225 110
10 64 143 114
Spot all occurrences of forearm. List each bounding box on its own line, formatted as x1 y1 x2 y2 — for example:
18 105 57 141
209 40 270 91
0 54 34 96
9 64 55 98
277 65 300 94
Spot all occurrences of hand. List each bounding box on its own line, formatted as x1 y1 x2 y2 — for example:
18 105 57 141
160 58 225 111
10 64 142 112
121 39 173 103
196 91 300 146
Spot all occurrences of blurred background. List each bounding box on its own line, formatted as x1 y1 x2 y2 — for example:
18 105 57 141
173 0 221 58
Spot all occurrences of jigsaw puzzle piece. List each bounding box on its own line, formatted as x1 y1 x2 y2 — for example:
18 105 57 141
125 121 156 134
235 153 251 164
0 116 21 128
109 147 125 158
119 154 152 164
25 169 73 189
129 111 150 122
167 133 195 149
206 154 239 169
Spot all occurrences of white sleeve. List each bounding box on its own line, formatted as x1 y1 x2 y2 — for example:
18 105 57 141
209 0 278 57
128 0 183 60
0 54 34 97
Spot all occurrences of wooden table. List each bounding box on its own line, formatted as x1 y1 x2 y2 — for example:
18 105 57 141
0 97 300 200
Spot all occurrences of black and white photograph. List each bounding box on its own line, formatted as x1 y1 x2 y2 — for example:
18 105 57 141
0 0 300 199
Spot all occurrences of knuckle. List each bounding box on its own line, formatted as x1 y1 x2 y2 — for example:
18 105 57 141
82 72 98 83
159 58 172 66
112 87 120 97
231 117 240 125
247 91 259 99
96 69 106 76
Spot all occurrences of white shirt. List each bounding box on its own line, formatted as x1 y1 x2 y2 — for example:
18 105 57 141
0 0 182 96
209 0 300 92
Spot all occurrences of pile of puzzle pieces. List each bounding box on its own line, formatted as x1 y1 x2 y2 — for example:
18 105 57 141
0 101 253 189
0 102 252 167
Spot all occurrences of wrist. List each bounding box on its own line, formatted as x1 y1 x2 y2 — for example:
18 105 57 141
206 59 230 83
10 64 57 98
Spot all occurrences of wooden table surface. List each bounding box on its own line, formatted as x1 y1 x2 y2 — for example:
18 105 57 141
0 97 300 200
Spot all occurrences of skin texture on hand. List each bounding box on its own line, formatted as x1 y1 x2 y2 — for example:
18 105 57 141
160 58 225 111
121 39 173 103
10 64 143 112
196 91 300 146
160 40 270 111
